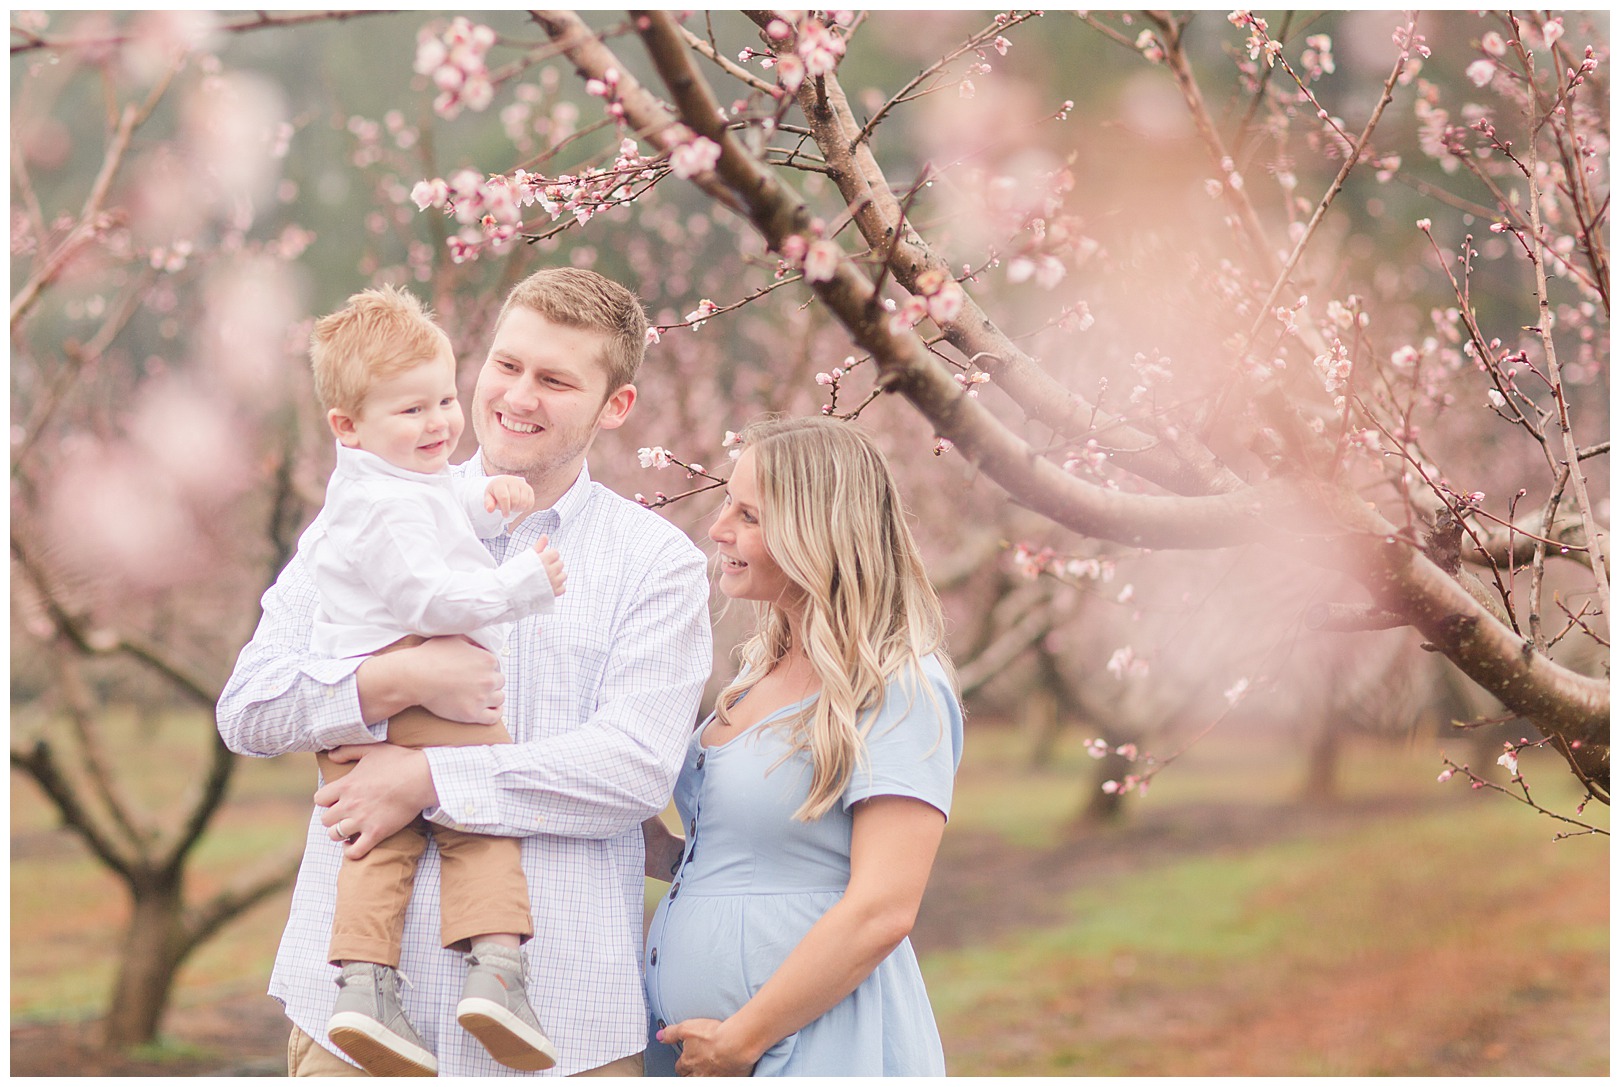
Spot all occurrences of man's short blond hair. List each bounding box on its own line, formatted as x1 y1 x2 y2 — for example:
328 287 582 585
310 285 451 415
495 267 649 392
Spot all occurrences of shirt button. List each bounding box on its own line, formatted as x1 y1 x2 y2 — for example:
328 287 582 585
695 752 706 770
669 883 679 900
650 948 658 965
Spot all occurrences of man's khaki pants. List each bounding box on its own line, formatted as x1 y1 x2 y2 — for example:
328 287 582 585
288 1025 645 1076
319 676 532 964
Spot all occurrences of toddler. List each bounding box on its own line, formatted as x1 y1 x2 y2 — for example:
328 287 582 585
297 285 561 1075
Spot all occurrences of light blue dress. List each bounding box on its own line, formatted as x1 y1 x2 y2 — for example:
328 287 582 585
643 654 963 1077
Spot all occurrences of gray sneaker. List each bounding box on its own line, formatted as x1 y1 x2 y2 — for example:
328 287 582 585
327 962 437 1077
455 943 559 1071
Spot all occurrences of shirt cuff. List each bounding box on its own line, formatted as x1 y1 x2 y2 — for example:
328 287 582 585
422 744 506 831
495 547 556 616
467 499 509 540
300 657 389 749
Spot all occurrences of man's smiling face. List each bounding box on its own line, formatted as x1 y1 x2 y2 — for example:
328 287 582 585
471 305 634 500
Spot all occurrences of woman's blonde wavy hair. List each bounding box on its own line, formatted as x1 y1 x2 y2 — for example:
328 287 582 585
715 416 955 821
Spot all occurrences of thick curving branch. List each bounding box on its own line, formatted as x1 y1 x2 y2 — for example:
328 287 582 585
745 12 1248 500
622 10 1609 788
633 11 1303 552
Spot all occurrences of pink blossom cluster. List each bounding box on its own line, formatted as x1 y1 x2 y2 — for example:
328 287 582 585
1313 339 1353 409
669 132 722 179
414 17 496 119
739 14 848 97
1011 543 1057 579
1106 645 1150 681
410 138 663 263
1100 775 1150 797
1134 29 1164 64
148 239 193 272
1127 351 1174 407
410 168 525 260
1011 543 1117 583
683 299 719 330
1323 297 1367 332
1007 253 1067 288
1412 81 1467 174
1390 23 1431 61
1057 300 1095 333
583 66 628 123
1086 738 1154 796
1298 33 1335 79
890 267 966 334
953 369 990 398
1228 10 1282 68
1061 439 1108 477
988 167 1096 292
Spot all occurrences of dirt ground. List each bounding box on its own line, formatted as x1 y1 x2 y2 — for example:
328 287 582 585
10 794 1607 1076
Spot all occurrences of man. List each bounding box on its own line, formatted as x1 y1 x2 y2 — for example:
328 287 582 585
218 267 712 1076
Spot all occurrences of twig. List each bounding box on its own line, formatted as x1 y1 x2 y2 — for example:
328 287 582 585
1246 15 1415 341
9 9 396 55
1510 27 1612 625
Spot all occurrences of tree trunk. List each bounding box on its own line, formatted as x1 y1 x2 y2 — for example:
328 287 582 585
1301 721 1342 804
1024 661 1064 770
102 872 189 1048
1079 749 1133 827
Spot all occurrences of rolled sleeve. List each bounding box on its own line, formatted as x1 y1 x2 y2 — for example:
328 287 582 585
217 561 388 758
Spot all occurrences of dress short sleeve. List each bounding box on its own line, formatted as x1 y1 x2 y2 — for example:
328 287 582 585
841 654 963 819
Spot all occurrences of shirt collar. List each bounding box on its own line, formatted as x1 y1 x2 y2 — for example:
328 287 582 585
332 442 452 484
460 451 595 527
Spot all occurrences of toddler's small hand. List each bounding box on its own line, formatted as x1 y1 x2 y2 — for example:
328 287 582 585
535 533 567 598
485 475 535 528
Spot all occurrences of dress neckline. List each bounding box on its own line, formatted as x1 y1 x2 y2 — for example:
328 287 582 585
698 693 816 751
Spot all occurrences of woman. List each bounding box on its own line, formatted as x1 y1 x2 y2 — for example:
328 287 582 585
641 416 963 1077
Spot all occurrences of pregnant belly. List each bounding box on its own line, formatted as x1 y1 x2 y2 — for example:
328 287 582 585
645 890 840 1026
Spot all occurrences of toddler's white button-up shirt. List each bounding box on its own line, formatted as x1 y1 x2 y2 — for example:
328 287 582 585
301 443 553 658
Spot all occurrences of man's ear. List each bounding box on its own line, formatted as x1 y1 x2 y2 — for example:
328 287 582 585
596 383 636 432
327 408 362 448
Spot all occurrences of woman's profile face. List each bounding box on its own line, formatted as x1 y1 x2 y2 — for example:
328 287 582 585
709 448 798 608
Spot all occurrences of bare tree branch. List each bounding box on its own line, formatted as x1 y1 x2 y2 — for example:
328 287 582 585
617 10 1608 774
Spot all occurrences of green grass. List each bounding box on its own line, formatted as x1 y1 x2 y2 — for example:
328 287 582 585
923 767 1609 1076
10 707 1610 1077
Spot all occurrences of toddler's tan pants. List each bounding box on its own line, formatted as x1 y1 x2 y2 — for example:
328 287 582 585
317 641 532 966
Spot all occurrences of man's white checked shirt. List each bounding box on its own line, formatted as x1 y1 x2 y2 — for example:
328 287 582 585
217 459 712 1076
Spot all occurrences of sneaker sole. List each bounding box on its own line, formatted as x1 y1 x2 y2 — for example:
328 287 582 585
329 1013 438 1076
456 996 559 1071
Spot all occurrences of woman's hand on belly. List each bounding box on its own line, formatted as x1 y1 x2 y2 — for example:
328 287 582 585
657 1017 766 1077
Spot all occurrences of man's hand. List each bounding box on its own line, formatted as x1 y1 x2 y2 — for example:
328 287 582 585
356 636 506 725
315 744 436 860
641 815 685 881
485 474 535 529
